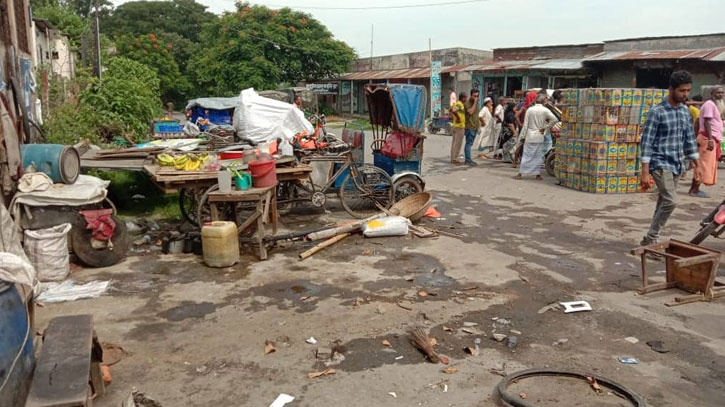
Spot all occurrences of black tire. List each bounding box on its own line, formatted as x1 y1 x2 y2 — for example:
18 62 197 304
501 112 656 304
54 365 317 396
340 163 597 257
691 222 719 245
444 122 452 136
545 153 556 177
339 165 393 218
427 123 439 134
71 216 129 268
179 188 199 226
393 177 424 202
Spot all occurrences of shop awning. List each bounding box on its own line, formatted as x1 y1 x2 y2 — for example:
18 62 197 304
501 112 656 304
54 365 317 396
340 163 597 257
461 58 586 72
339 67 431 81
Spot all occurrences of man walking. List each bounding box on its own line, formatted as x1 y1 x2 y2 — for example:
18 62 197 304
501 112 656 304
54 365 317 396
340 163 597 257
464 89 481 166
640 71 703 246
449 88 457 108
449 92 467 164
689 86 724 198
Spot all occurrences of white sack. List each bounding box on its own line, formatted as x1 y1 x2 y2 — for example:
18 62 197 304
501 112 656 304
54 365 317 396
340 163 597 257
24 223 72 282
0 202 36 286
36 280 110 303
233 88 314 143
363 216 411 238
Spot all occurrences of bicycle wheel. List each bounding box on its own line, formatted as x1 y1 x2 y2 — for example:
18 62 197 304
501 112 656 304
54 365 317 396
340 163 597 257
179 188 201 226
197 185 257 236
339 165 393 218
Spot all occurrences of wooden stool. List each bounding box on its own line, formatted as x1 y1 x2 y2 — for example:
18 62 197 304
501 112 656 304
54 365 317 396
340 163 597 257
207 186 277 260
631 239 725 306
25 315 104 407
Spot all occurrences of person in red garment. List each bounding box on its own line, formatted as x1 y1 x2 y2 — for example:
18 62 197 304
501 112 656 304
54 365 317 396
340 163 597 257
689 86 724 197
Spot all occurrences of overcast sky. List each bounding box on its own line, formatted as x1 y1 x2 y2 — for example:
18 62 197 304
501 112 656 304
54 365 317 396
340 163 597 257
113 0 725 57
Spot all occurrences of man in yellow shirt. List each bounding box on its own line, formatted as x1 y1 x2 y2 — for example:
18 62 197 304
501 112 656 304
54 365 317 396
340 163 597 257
449 92 466 164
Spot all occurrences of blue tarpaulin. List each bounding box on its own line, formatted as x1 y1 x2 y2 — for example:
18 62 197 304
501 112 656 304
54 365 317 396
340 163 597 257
390 85 426 134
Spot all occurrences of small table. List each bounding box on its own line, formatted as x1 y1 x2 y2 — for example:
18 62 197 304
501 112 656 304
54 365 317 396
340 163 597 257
207 186 277 260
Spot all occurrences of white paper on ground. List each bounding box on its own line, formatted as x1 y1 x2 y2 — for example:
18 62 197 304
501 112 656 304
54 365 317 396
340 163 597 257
269 393 295 407
36 280 110 303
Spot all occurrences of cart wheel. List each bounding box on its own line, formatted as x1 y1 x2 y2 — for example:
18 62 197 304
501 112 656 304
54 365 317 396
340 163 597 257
691 222 720 245
444 122 452 136
179 188 200 226
71 216 129 268
339 165 393 218
427 123 439 134
545 153 556 177
393 177 424 202
197 184 257 237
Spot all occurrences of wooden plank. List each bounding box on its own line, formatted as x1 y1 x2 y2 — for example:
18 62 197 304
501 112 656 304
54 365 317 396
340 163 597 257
674 254 720 268
81 159 147 171
25 315 94 407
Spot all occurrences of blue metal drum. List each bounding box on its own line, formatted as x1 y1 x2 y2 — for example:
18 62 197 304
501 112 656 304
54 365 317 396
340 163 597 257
21 144 80 184
0 282 35 406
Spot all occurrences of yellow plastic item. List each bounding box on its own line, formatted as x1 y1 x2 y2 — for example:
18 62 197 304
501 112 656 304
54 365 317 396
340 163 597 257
366 219 385 229
201 221 239 267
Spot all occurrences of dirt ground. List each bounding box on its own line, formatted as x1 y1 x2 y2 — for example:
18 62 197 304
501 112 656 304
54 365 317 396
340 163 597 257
36 133 725 406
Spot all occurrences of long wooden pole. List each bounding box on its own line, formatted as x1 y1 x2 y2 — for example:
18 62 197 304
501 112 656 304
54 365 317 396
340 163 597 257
299 233 350 260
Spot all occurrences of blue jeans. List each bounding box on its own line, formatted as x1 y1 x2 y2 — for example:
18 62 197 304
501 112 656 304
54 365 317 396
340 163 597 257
464 129 476 162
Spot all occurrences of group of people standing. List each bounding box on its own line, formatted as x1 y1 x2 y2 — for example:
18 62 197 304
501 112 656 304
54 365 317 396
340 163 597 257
448 87 561 180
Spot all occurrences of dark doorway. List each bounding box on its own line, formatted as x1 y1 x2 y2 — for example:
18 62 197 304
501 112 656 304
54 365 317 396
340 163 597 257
636 68 672 89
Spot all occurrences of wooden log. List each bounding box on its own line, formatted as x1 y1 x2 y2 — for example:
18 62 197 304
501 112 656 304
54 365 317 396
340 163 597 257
299 233 350 260
305 213 385 241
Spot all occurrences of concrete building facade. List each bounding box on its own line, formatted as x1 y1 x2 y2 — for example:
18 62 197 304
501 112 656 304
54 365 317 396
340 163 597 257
32 18 76 81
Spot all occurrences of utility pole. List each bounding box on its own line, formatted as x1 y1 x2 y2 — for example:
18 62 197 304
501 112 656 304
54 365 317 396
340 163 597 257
93 0 102 79
370 24 374 72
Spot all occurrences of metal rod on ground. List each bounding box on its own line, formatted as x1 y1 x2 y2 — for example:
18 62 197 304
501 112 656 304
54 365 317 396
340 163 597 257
305 213 385 241
299 233 350 260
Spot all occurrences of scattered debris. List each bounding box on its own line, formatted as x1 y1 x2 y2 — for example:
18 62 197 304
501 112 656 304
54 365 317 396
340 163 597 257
618 357 640 364
510 329 522 335
300 296 311 301
442 367 459 374
461 285 479 291
264 340 276 355
396 301 413 311
440 355 450 365
269 394 295 407
376 305 386 315
36 280 111 303
382 340 392 347
646 340 670 353
443 326 453 332
101 364 112 385
122 391 163 407
586 376 603 394
553 338 569 346
560 301 592 313
102 342 129 366
462 322 478 327
519 392 527 399
305 337 317 344
429 337 437 346
463 346 478 356
354 298 363 307
442 384 448 392
461 328 476 335
410 326 441 363
624 336 639 344
519 275 530 283
405 277 415 282
388 392 397 398
307 368 336 379
418 290 429 297
395 356 404 360
492 333 507 342
325 351 346 367
507 336 518 349
363 249 372 255
316 347 331 359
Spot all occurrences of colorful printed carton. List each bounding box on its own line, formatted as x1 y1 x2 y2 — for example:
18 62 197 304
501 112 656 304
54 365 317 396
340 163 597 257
618 177 629 193
617 143 627 159
626 142 638 159
565 139 574 156
616 125 628 143
605 107 620 125
607 176 619 194
627 176 640 193
640 107 650 125
632 89 644 106
626 159 637 175
572 140 582 156
595 177 607 194
622 89 633 106
604 125 616 142
644 89 655 106
607 158 618 173
581 175 590 191
617 159 627 174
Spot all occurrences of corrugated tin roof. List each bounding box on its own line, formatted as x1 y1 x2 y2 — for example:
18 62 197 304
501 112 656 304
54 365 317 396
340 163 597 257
339 67 431 81
584 47 725 62
529 58 586 70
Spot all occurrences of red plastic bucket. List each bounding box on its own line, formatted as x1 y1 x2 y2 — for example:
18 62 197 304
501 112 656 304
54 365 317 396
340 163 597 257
248 159 277 188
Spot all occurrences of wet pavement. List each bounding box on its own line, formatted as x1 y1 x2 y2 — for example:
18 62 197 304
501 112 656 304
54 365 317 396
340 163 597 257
35 133 725 406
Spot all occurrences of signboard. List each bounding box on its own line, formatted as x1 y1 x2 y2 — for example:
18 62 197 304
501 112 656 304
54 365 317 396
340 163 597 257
306 82 339 95
430 61 442 117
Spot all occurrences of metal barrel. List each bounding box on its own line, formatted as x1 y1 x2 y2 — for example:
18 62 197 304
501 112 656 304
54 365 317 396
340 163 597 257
20 144 81 184
0 282 35 405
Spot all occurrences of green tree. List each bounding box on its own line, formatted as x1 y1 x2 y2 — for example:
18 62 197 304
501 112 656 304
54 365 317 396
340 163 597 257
115 33 191 106
102 0 215 42
191 3 355 96
33 4 89 47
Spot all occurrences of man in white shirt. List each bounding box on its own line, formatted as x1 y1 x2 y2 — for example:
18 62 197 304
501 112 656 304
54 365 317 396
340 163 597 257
515 93 558 180
492 97 505 155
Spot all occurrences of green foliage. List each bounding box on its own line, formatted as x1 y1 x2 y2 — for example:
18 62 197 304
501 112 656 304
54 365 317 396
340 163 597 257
116 33 191 106
318 102 336 116
102 0 215 42
33 4 89 47
191 3 356 96
91 170 181 220
80 57 162 140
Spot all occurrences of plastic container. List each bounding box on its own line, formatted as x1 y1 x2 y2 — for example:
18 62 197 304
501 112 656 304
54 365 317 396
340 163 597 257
217 171 232 194
248 157 277 188
201 221 239 267
21 144 80 184
0 283 35 406
219 151 244 160
243 149 256 164
234 173 252 190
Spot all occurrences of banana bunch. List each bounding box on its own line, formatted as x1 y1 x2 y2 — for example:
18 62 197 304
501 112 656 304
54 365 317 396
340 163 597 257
159 153 211 171
157 153 175 167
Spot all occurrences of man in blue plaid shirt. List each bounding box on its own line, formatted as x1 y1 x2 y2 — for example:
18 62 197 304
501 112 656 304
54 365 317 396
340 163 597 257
640 71 703 246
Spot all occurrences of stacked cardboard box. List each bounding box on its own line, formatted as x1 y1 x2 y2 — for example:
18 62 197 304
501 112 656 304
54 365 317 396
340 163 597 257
554 88 668 193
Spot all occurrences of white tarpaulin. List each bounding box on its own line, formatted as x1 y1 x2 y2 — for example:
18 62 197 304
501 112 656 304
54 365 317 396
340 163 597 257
0 202 35 286
233 88 314 143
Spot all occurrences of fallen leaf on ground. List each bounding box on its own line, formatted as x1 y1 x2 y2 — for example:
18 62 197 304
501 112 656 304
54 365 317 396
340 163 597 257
388 392 397 398
442 367 459 374
461 328 476 334
440 355 450 364
519 392 527 399
264 340 276 355
429 338 437 346
363 249 372 255
35 302 44 308
354 298 362 307
464 346 478 356
519 276 529 283
307 368 336 379
300 296 310 301
586 376 602 393
462 286 479 291
418 291 428 297
382 340 391 347
405 277 415 282
443 326 453 332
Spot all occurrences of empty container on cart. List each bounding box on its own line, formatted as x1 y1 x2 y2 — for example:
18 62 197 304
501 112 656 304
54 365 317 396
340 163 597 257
248 155 277 188
21 144 80 184
201 221 239 267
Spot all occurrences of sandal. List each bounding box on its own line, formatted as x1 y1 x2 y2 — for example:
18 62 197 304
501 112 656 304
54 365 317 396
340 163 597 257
514 174 522 180
536 175 543 181
689 191 709 198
